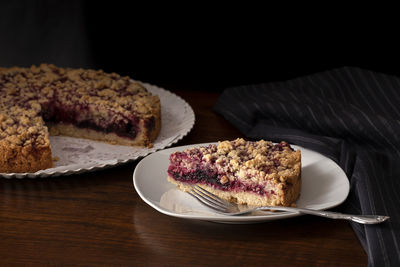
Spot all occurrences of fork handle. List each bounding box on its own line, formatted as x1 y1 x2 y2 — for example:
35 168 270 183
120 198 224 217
258 206 389 224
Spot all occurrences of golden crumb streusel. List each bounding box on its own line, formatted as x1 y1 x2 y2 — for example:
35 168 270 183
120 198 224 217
0 105 49 148
198 138 301 185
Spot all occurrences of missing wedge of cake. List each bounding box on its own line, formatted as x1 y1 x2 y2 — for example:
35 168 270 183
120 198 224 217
167 138 301 207
0 64 161 173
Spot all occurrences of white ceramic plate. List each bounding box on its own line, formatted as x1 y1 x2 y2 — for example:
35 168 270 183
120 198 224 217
1 82 195 178
133 143 350 223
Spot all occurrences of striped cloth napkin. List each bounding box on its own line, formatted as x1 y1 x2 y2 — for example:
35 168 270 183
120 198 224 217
214 67 400 267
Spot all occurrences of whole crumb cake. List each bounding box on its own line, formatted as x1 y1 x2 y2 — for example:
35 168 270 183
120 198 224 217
168 138 301 207
0 64 161 173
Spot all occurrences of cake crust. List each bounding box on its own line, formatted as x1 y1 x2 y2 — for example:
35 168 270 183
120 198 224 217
0 140 52 173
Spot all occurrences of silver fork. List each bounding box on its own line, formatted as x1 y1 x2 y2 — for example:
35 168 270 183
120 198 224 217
189 185 389 224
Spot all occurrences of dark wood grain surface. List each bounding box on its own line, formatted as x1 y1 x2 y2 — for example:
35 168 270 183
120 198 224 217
0 90 367 266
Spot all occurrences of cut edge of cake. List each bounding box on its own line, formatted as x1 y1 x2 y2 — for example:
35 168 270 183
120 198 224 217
47 101 161 147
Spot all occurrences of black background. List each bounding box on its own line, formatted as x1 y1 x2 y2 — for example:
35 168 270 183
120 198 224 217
1 0 400 92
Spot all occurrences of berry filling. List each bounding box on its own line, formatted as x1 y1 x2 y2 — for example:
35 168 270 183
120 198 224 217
42 101 139 139
169 169 270 195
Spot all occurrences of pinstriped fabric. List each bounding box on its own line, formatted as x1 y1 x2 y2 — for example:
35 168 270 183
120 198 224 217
214 67 400 267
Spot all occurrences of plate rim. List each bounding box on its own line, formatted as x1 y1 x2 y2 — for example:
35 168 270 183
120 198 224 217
0 81 195 179
133 142 350 223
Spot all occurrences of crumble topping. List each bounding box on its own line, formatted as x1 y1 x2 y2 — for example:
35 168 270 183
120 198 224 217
169 138 301 187
0 105 49 148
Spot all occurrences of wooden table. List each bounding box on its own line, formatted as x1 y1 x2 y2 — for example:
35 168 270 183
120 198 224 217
0 90 367 266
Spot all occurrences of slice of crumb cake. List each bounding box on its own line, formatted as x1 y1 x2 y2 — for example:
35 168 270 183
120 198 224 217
167 138 301 207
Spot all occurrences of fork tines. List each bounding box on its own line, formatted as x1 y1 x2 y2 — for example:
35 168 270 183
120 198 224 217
189 185 232 212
